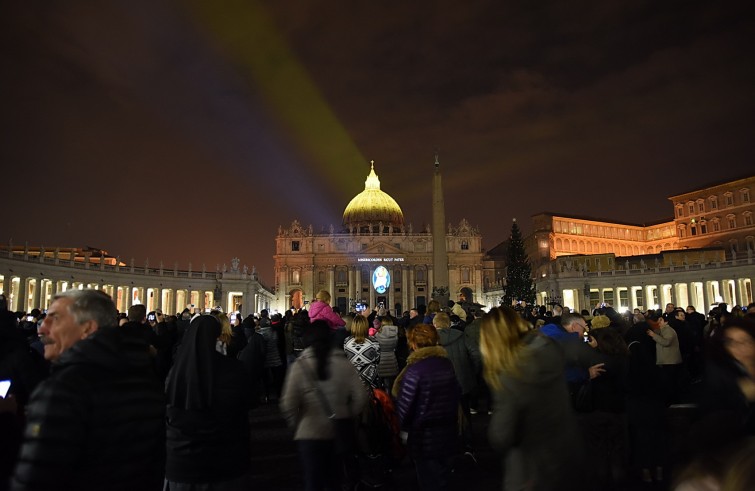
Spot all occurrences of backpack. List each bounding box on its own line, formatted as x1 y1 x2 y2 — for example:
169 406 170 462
355 388 405 460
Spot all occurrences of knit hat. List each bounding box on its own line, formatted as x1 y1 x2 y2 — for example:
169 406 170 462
590 315 611 329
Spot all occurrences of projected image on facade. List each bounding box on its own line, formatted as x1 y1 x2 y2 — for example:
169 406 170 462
372 266 390 294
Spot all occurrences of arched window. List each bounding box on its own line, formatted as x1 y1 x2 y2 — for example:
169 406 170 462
728 215 737 229
709 195 719 210
741 188 750 203
724 192 734 207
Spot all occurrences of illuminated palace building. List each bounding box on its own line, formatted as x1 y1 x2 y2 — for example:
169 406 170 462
274 162 484 314
501 175 755 313
0 246 275 315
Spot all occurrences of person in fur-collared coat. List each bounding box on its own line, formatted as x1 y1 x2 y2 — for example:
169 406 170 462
393 323 460 491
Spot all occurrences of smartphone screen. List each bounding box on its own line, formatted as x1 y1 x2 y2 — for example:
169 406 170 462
0 380 10 398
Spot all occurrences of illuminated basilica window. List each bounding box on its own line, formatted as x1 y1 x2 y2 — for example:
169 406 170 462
292 269 301 284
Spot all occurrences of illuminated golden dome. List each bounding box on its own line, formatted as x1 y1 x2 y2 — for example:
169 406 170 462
343 162 404 232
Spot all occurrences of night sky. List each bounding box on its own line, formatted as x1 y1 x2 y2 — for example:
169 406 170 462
2 0 754 284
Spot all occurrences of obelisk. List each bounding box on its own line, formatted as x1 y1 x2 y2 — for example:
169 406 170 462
432 154 449 303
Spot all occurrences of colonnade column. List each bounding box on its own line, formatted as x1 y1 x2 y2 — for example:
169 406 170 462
17 276 27 311
702 282 711 312
31 278 41 310
328 267 335 300
124 286 133 309
687 282 696 311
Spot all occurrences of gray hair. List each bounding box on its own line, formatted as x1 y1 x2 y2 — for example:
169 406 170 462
53 289 118 328
560 312 584 329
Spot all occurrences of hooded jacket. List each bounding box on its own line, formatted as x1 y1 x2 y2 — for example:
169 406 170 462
279 348 368 440
308 301 345 330
375 325 399 378
12 327 165 491
437 327 480 394
488 332 583 491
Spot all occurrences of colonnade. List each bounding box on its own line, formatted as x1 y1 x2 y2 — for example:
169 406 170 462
529 259 754 314
0 253 274 316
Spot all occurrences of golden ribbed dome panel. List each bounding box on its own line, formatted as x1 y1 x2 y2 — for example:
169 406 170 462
342 163 404 228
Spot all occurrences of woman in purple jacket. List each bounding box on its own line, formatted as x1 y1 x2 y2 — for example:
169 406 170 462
392 323 460 490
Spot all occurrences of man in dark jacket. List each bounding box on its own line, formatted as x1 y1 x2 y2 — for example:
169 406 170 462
12 289 165 491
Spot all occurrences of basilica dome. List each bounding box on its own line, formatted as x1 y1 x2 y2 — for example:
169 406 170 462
343 162 404 233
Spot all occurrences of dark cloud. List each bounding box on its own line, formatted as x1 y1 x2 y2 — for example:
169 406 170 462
2 0 753 282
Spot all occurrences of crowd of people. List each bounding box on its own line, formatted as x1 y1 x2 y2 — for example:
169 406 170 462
1 288 754 490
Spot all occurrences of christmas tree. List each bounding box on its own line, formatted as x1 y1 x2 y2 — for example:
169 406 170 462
502 219 536 306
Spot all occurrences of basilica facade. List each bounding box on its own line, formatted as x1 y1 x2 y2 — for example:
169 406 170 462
272 163 485 315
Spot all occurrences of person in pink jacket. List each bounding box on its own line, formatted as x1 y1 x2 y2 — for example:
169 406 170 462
308 290 346 330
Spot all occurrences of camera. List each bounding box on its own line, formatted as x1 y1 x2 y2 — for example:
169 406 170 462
583 331 590 343
230 313 238 322
147 313 156 322
26 315 35 322
355 302 366 312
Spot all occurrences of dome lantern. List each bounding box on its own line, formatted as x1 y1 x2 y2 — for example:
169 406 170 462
342 161 404 234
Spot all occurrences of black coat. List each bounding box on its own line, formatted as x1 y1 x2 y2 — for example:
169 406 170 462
165 355 252 483
165 316 253 483
12 327 166 491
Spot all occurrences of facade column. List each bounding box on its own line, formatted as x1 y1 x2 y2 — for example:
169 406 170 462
402 266 409 314
428 267 434 300
355 266 362 302
328 267 335 299
369 267 376 310
388 272 395 315
408 268 416 308
348 267 355 305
